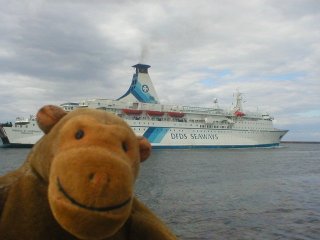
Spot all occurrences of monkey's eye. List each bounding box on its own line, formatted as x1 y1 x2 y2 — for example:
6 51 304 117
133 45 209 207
75 129 85 140
122 142 128 152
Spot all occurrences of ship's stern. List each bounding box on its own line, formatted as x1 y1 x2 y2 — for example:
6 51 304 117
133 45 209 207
0 124 10 145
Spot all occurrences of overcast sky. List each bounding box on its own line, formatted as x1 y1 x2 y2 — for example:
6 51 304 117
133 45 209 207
0 0 319 141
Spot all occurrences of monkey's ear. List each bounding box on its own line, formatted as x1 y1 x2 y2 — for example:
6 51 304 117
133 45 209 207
37 105 67 134
137 136 151 162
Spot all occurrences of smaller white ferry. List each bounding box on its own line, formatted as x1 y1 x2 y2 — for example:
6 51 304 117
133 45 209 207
0 64 288 148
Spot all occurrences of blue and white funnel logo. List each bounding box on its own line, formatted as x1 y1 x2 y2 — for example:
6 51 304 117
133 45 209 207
142 85 149 93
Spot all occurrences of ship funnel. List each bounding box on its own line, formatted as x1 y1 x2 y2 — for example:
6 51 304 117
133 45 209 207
117 64 160 103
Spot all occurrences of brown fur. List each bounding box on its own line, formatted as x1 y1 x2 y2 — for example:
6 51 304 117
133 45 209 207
0 105 177 240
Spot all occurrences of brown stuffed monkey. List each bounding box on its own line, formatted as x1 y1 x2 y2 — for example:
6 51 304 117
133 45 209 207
0 105 177 240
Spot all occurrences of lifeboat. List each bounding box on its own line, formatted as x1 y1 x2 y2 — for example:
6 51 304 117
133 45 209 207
146 110 164 116
168 112 185 118
234 110 245 117
122 109 143 115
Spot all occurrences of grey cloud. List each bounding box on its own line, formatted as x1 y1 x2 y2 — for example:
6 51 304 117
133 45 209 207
0 0 319 141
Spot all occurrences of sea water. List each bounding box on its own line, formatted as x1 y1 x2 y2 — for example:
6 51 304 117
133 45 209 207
1 143 319 240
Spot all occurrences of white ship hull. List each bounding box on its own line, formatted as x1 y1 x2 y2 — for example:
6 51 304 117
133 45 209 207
1 119 287 149
132 124 286 149
0 63 288 148
1 125 42 147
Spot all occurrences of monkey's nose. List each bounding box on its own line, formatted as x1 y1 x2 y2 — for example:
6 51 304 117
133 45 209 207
88 172 111 192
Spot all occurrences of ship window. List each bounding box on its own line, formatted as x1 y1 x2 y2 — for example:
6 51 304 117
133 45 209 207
138 68 148 73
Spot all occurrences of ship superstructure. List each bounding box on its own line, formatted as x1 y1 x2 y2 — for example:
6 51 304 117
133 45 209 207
0 64 288 148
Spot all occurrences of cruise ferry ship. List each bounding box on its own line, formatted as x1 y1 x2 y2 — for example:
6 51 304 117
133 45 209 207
0 64 288 148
